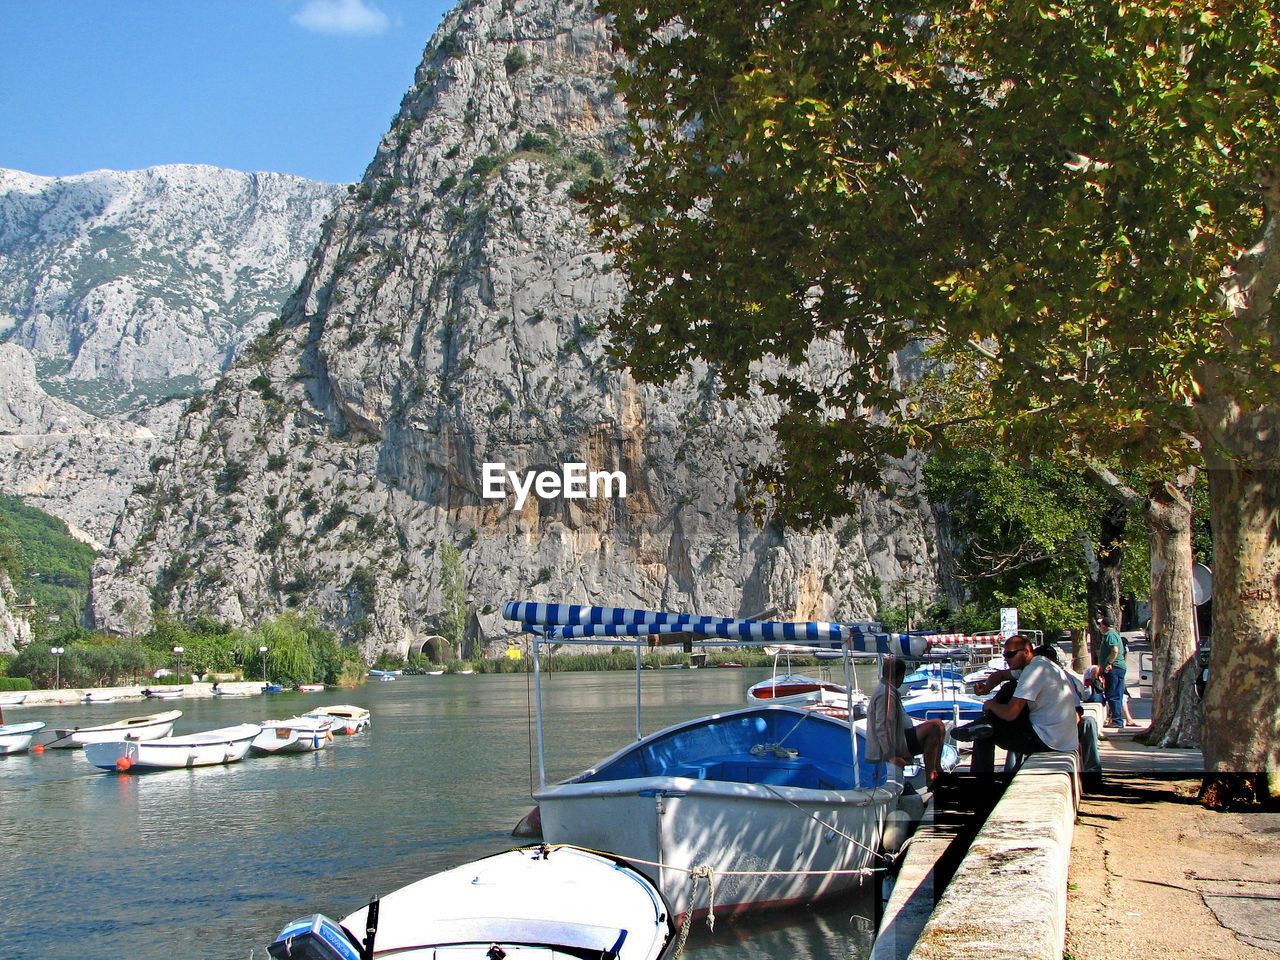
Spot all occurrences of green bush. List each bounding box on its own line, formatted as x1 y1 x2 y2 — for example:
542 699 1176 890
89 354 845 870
0 677 33 692
518 132 554 153
504 48 528 74
469 154 499 178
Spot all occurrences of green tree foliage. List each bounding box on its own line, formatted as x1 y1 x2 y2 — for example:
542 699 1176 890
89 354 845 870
244 611 359 686
0 514 22 586
244 614 317 686
0 495 95 626
4 612 349 688
597 0 1280 790
438 543 468 655
924 448 1149 635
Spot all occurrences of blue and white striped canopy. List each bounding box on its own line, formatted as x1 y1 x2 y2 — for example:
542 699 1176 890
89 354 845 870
502 601 929 657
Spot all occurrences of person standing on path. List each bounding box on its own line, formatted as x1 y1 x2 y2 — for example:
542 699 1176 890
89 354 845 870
1098 616 1128 727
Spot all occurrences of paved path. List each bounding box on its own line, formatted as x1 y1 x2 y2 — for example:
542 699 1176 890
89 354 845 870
1067 775 1280 959
1071 690 1279 959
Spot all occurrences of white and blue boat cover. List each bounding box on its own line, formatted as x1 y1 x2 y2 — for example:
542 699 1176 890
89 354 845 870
503 601 929 657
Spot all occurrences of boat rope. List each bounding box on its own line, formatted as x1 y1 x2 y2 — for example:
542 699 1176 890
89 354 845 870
760 784 893 864
748 708 816 758
670 865 716 960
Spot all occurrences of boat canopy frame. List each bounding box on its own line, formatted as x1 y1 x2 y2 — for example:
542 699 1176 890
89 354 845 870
502 601 939 791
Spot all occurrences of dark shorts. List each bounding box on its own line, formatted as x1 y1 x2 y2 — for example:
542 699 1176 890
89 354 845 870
905 724 922 755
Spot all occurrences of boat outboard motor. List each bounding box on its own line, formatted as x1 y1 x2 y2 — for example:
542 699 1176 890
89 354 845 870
267 914 364 960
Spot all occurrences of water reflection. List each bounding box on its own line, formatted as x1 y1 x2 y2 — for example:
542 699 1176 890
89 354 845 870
1 666 883 959
685 890 878 960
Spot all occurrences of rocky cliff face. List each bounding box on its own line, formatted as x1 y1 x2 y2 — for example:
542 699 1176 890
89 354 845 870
0 165 342 414
0 570 33 655
88 0 947 656
0 341 180 548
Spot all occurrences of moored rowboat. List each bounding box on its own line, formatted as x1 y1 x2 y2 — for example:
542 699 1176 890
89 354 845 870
251 716 335 755
47 709 182 749
84 723 261 771
305 705 370 734
0 721 47 755
534 704 896 921
268 844 675 960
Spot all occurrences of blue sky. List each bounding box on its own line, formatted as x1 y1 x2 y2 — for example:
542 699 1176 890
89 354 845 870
0 0 456 184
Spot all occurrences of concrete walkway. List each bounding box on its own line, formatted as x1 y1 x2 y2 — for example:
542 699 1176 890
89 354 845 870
1 681 267 708
1067 775 1280 958
872 682 1275 960
1068 697 1278 959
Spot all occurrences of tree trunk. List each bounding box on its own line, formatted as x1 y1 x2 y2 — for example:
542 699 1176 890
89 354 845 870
1069 625 1091 674
1085 499 1127 662
1198 403 1280 799
1144 472 1201 748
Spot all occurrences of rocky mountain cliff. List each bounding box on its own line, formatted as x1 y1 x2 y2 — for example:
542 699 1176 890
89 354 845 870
88 0 948 656
0 341 180 549
0 165 342 414
1 570 33 655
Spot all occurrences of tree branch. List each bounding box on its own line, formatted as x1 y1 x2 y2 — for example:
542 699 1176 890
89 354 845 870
1081 459 1145 512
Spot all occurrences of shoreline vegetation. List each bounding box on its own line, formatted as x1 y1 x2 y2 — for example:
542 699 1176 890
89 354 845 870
0 611 365 690
1 611 832 691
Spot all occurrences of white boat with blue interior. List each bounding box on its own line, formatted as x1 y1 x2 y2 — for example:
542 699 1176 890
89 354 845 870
901 682 988 722
503 601 932 922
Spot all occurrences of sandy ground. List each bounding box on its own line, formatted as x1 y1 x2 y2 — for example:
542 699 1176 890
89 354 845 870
1066 776 1280 960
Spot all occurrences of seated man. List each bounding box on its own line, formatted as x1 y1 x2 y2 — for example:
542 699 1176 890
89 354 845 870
953 634 1080 775
866 657 947 783
1033 643 1103 788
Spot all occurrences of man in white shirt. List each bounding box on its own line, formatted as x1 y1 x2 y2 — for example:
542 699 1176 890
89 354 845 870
953 633 1080 775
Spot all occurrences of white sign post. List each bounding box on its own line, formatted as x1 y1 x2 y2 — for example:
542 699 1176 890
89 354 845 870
1000 607 1019 639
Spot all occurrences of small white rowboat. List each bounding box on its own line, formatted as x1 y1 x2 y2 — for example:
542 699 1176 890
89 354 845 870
268 844 675 960
305 705 370 734
84 723 261 771
47 710 183 749
0 721 47 755
251 716 335 755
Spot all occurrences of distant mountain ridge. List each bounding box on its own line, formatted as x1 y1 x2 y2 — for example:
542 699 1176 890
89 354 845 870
85 0 952 657
0 165 343 414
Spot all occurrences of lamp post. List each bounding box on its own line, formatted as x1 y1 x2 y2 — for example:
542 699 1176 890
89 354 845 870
173 646 184 682
50 647 65 689
259 646 269 684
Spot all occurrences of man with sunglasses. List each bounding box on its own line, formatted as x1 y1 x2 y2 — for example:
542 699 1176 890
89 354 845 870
952 633 1080 775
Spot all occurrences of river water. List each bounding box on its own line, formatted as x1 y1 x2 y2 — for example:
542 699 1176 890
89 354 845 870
0 667 882 960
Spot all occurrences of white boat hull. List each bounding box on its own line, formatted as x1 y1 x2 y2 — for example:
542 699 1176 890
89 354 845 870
533 704 895 921
251 718 334 754
306 705 370 734
50 710 183 748
0 721 46 755
537 776 887 920
84 723 260 770
746 674 851 707
270 845 674 960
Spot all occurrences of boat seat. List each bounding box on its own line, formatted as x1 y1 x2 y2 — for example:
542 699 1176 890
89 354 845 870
666 755 848 789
